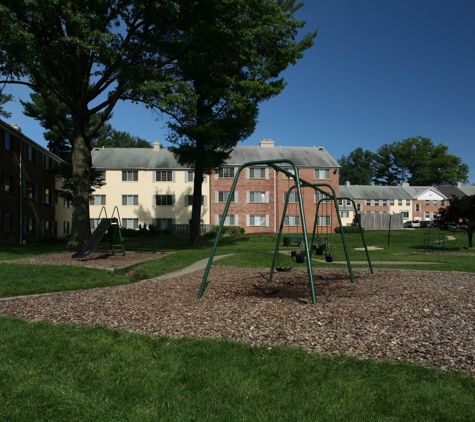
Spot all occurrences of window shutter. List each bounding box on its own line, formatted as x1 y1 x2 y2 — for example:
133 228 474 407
246 191 250 203
215 172 219 180
245 168 249 179
234 192 238 203
235 215 239 226
215 215 219 225
184 196 188 206
265 215 269 226
265 168 269 179
246 215 250 226
265 192 269 203
172 195 175 206
203 195 207 207
215 191 219 203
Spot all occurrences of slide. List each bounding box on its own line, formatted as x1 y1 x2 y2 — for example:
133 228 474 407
71 218 112 259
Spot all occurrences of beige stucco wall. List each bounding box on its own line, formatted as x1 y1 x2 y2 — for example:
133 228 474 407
90 169 210 227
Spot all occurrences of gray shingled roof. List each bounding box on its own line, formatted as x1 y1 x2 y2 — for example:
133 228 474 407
92 147 185 170
402 186 447 199
457 186 475 197
224 146 340 168
91 145 340 170
343 185 412 200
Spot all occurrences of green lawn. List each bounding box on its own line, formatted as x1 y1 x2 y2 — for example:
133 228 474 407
0 229 474 421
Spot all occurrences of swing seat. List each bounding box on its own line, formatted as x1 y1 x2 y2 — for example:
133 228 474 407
313 245 325 255
291 250 306 263
276 266 292 272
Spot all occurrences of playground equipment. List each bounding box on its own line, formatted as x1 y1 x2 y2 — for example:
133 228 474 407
71 206 125 259
198 159 374 304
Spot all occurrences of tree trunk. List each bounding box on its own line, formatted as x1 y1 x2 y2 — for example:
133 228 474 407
67 134 92 250
468 229 473 248
189 166 204 247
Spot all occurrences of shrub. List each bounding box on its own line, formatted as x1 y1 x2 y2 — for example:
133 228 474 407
334 225 364 234
201 225 245 239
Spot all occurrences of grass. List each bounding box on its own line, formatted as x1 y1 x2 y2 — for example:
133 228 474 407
1 317 474 422
1 229 475 420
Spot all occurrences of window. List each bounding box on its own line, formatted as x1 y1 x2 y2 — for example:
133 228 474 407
314 168 330 179
315 192 331 203
123 218 139 230
374 200 380 206
217 191 235 203
122 195 138 206
425 200 430 206
283 215 300 226
2 213 13 232
366 199 371 206
24 217 36 235
64 198 71 208
401 211 409 219
187 171 194 182
185 195 205 206
249 167 266 179
153 218 174 230
286 192 300 203
25 182 36 200
390 200 395 206
433 200 437 206
341 211 350 218
122 171 138 181
2 173 12 192
4 131 11 150
218 167 235 178
43 155 52 169
356 204 362 211
425 212 431 219
44 188 52 204
398 199 402 206
218 214 236 226
43 221 53 236
90 219 101 229
155 170 173 182
63 221 70 235
249 191 267 203
382 200 387 206
282 167 296 179
415 204 421 212
441 200 445 206
248 215 268 226
90 195 106 206
97 171 106 181
406 200 411 206
155 195 174 206
316 215 331 226
25 144 37 163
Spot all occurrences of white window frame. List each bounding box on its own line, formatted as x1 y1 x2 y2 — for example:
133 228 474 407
216 191 236 203
154 195 175 206
247 214 268 227
283 215 300 226
155 170 173 182
218 167 235 178
90 195 106 206
248 191 268 203
123 218 139 230
315 215 331 226
217 214 237 226
314 168 330 179
122 195 138 206
122 171 138 182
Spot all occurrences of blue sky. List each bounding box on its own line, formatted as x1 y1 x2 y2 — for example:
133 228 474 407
3 0 475 183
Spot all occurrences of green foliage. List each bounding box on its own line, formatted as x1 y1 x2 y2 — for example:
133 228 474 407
435 194 475 247
0 91 12 118
202 225 245 239
340 137 468 186
338 147 376 185
334 225 364 234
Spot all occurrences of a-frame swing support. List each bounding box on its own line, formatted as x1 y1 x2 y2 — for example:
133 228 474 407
197 159 372 304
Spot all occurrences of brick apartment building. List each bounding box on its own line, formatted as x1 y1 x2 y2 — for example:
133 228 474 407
0 120 70 245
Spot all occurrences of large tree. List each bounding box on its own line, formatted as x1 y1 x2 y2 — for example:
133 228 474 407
338 147 376 185
373 143 400 186
0 0 177 249
434 195 475 248
142 0 316 245
392 136 468 186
